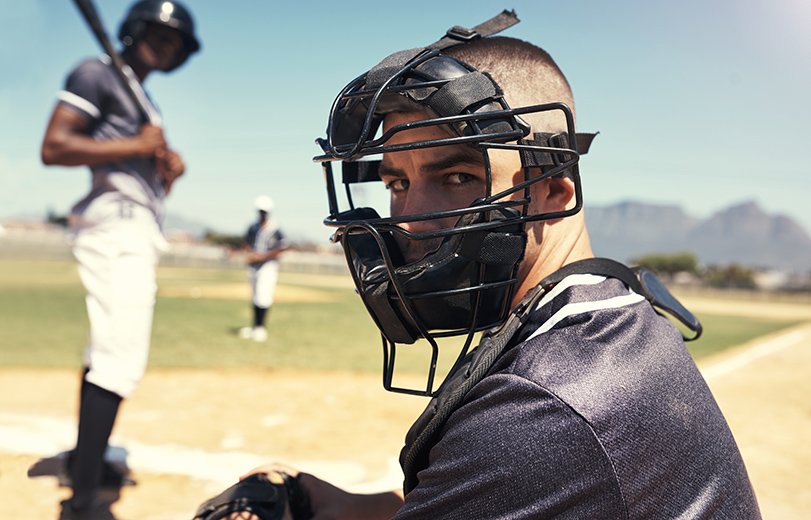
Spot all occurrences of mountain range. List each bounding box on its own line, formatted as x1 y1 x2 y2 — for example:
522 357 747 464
156 200 811 272
585 200 811 272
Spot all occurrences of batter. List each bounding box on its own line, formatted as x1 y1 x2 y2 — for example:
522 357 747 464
40 1 200 518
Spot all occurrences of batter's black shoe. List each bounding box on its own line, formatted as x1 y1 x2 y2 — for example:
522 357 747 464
62 451 137 488
28 451 135 488
58 499 117 520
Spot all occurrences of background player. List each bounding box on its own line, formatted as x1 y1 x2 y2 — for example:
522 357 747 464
239 195 290 343
224 10 761 520
40 1 200 518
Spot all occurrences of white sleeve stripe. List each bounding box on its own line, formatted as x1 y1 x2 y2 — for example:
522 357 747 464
57 90 101 119
536 274 608 311
526 292 647 343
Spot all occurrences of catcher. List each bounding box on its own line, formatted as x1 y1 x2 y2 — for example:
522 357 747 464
195 10 760 520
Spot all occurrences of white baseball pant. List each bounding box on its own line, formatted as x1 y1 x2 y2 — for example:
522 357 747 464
249 260 279 309
71 200 167 398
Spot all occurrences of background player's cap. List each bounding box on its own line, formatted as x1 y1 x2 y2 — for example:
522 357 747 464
255 195 274 213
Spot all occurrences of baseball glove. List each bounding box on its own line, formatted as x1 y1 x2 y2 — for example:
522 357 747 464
193 472 311 520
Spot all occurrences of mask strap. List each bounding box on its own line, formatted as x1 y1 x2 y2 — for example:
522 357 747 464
518 132 598 169
367 9 520 87
429 9 520 50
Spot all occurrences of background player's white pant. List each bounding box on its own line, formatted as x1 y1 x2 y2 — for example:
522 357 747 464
249 260 279 309
71 199 166 398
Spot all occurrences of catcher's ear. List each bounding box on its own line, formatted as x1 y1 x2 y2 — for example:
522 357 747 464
543 176 576 211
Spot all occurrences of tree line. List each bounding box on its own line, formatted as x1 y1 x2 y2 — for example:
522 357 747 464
631 252 757 289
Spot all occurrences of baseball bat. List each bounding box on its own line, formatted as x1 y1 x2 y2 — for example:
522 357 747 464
71 0 161 126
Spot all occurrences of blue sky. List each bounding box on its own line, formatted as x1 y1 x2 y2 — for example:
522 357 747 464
1 0 809 242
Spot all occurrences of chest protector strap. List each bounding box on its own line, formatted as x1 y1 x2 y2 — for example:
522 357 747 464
399 257 702 493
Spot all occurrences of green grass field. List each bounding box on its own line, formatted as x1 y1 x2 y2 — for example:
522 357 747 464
0 258 802 373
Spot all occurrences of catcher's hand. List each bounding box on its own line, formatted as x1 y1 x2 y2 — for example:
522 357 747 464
193 471 312 520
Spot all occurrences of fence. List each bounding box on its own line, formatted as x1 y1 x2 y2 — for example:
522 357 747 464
0 227 348 275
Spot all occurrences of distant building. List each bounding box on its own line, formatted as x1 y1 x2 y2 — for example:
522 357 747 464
752 270 790 291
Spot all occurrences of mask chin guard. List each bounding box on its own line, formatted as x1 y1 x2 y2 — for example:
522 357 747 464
339 208 526 396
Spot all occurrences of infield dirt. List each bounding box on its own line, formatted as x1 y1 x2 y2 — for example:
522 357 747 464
1 298 809 519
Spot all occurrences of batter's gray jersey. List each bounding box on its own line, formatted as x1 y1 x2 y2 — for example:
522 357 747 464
57 55 165 223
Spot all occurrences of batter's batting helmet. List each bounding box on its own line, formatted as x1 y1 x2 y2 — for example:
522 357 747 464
118 0 201 71
313 11 597 396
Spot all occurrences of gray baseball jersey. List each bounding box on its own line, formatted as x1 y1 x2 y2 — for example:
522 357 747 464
245 221 287 268
396 274 760 519
57 55 165 223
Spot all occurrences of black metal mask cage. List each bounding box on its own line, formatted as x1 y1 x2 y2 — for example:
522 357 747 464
312 12 597 396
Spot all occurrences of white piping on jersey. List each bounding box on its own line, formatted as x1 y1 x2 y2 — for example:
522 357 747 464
99 54 163 126
537 273 610 309
57 90 101 119
120 63 162 126
525 275 647 342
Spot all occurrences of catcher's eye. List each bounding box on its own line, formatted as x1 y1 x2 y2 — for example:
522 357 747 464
444 172 478 186
383 178 410 193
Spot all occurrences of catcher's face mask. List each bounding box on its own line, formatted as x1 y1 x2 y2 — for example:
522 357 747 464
314 10 596 396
